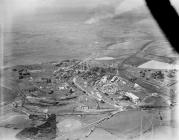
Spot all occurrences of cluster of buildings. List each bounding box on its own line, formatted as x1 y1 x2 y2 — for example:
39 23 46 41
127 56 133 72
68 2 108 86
94 75 140 104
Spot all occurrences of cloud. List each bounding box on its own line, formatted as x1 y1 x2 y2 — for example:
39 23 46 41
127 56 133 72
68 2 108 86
171 0 179 13
2 0 145 19
3 0 179 26
115 0 144 14
2 0 179 18
4 0 52 15
85 0 145 24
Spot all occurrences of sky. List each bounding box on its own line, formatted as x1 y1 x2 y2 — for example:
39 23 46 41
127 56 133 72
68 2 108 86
1 0 179 21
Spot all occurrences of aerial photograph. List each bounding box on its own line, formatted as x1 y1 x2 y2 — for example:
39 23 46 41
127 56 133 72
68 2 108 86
0 0 179 140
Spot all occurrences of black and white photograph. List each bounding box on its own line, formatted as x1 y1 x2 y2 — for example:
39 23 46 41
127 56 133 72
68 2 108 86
0 0 179 140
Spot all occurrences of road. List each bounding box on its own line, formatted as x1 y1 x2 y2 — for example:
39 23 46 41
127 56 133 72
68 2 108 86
118 41 154 68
